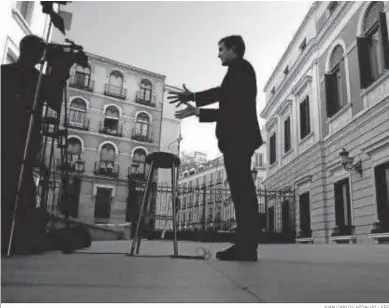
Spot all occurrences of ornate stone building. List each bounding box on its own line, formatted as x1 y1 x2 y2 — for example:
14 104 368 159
45 51 166 225
261 1 389 244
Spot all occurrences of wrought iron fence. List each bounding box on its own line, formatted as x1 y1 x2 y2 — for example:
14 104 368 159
127 181 296 241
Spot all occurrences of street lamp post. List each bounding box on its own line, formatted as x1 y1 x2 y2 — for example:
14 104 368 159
167 124 183 229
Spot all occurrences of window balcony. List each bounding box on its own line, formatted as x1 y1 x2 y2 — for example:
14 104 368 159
135 91 156 107
131 127 154 143
65 115 90 131
128 167 146 182
94 160 119 178
105 84 127 100
69 74 94 92
57 157 85 173
99 121 123 137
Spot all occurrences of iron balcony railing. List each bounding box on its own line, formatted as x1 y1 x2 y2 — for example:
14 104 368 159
57 157 85 173
69 74 94 92
99 121 123 137
105 84 127 99
128 168 146 182
135 91 156 107
65 115 90 131
94 160 119 178
131 127 153 143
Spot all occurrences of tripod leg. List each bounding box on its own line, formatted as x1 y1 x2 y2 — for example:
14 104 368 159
129 161 154 256
171 163 178 256
136 186 153 254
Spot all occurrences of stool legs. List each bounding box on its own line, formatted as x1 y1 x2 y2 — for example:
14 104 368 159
171 163 178 256
129 161 154 256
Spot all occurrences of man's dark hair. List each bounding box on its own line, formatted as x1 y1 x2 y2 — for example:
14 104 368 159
218 35 245 58
19 35 45 54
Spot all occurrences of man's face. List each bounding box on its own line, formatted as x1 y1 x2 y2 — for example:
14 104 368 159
218 42 237 66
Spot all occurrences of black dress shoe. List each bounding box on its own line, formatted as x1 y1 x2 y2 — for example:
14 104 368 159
216 245 258 261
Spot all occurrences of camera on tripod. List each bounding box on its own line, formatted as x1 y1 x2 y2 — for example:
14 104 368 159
45 39 89 72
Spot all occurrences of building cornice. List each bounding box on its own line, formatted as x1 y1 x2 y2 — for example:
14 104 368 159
87 52 166 82
265 116 278 132
260 42 316 119
263 2 318 91
277 99 293 117
291 75 313 96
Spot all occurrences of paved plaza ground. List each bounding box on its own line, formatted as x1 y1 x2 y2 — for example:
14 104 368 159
2 240 389 303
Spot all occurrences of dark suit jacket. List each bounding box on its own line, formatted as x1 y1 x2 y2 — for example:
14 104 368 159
194 57 263 154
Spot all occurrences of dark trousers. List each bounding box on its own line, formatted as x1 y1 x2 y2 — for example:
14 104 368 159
223 148 259 251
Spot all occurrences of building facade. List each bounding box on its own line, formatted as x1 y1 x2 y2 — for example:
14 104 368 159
1 1 52 64
260 1 389 244
44 51 166 225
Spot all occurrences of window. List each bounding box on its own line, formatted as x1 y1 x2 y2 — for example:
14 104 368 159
328 1 339 15
135 113 150 138
109 71 123 88
105 71 126 99
255 153 263 167
325 45 347 118
16 1 34 25
284 116 291 153
374 161 389 232
73 65 92 89
299 192 311 235
132 148 147 175
101 144 116 163
103 106 120 134
299 97 311 139
283 65 289 76
69 98 87 126
269 132 277 165
357 2 389 89
299 38 307 52
67 138 82 161
334 178 352 230
140 79 152 102
5 50 17 64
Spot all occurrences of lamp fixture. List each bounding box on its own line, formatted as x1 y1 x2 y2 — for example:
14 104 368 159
339 148 362 176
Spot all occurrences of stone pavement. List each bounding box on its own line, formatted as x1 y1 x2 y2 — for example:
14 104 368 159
2 240 389 303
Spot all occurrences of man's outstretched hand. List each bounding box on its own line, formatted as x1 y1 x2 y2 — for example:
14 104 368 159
167 84 194 107
174 102 199 119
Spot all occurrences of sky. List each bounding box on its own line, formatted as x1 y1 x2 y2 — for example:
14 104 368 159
59 1 313 160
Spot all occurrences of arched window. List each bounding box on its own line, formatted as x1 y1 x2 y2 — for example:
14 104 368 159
96 143 118 177
132 148 147 175
135 112 150 139
67 137 82 161
109 71 123 88
357 2 389 89
69 98 87 128
105 71 126 99
101 143 116 162
102 106 121 136
325 45 347 118
140 79 152 102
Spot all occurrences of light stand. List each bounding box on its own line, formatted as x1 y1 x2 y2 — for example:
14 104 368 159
167 124 183 230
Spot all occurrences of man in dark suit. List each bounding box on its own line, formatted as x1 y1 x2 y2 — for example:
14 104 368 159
168 35 263 261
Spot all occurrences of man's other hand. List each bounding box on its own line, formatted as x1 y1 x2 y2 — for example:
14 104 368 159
174 102 199 120
168 84 194 107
